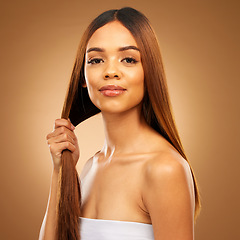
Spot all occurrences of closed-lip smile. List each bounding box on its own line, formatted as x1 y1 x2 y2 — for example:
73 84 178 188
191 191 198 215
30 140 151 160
99 85 126 91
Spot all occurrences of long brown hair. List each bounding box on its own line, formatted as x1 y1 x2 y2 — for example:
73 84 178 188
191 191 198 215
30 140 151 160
58 7 201 240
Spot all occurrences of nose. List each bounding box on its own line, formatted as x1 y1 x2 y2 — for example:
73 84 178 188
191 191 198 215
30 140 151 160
103 61 121 80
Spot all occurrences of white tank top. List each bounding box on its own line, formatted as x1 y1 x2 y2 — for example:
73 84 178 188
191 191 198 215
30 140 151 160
80 217 154 240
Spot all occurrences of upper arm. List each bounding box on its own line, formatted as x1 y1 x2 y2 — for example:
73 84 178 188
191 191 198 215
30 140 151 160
142 154 195 240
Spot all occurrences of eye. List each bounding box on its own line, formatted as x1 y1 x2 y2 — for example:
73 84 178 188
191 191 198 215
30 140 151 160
87 58 104 64
122 57 138 64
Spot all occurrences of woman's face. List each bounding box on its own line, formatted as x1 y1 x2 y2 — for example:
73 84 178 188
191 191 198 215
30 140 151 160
84 21 144 114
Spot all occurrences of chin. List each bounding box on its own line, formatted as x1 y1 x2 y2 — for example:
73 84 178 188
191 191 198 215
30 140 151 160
90 95 144 115
98 106 128 114
98 103 143 115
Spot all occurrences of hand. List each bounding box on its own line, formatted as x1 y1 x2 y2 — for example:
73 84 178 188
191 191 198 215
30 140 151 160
46 118 80 172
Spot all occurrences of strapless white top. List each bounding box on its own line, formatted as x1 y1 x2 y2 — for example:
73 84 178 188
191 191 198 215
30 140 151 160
80 217 154 240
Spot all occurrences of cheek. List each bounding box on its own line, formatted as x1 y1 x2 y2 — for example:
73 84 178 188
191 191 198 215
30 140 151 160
84 68 100 105
85 80 96 102
84 67 97 90
84 66 91 85
130 67 145 92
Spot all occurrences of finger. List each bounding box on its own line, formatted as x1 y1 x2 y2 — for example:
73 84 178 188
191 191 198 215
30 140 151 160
46 125 76 141
47 132 75 146
54 118 75 131
50 141 76 155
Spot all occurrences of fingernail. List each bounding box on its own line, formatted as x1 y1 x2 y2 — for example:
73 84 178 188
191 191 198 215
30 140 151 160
71 124 75 130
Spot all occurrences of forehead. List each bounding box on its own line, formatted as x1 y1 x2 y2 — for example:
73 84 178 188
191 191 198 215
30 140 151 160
86 21 138 49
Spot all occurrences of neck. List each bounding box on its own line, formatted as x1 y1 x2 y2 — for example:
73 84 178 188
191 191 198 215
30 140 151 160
100 105 153 158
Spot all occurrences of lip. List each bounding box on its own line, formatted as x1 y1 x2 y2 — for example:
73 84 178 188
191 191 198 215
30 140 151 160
99 84 126 91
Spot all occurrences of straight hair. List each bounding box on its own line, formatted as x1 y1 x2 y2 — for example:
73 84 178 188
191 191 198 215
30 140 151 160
58 7 201 240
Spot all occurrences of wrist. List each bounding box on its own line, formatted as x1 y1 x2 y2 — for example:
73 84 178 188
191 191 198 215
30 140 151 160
52 166 61 175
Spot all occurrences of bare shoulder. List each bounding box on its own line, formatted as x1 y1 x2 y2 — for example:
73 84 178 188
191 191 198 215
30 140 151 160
79 157 93 180
143 150 194 191
142 149 195 204
79 150 100 180
141 148 195 239
141 128 194 192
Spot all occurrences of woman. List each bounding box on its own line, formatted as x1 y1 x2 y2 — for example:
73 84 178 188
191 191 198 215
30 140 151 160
39 7 200 240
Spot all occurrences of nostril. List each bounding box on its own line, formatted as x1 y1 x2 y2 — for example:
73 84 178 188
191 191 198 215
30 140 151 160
104 73 120 79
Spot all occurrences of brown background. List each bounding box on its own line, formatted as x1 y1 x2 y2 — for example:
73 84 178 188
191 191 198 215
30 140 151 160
0 0 239 239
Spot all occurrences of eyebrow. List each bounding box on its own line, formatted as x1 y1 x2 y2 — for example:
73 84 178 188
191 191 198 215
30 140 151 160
86 45 140 53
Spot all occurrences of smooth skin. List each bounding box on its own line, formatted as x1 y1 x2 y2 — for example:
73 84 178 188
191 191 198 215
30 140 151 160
39 21 195 240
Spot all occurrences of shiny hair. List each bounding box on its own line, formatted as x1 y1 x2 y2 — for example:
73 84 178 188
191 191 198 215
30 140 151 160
58 7 201 240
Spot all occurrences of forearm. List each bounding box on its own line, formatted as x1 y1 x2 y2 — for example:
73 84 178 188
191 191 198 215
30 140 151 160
39 169 60 240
